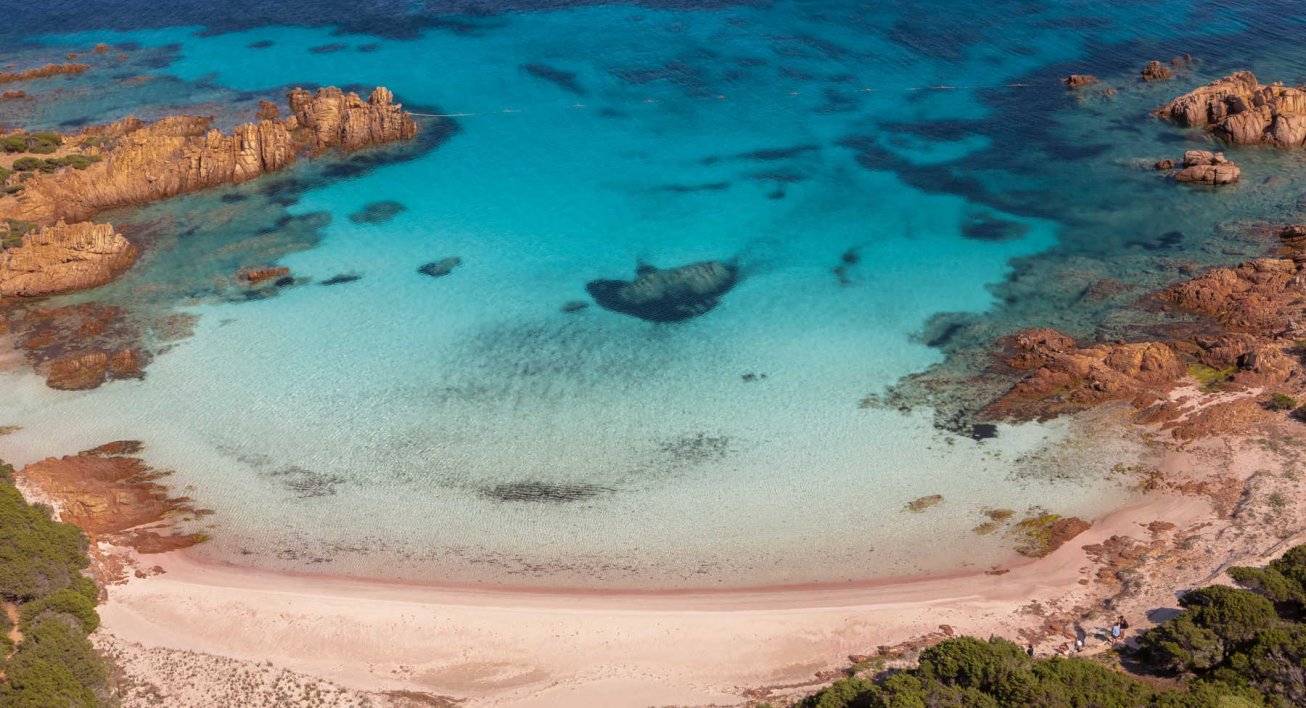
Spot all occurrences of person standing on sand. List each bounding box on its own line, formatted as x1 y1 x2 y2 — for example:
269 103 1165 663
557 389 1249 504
1110 622 1122 643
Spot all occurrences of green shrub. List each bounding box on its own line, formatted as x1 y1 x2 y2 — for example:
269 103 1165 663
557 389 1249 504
0 480 90 602
1268 393 1298 411
25 140 58 155
1 135 28 153
49 154 99 170
0 614 105 707
0 166 10 183
19 588 100 633
10 156 43 172
5 184 24 194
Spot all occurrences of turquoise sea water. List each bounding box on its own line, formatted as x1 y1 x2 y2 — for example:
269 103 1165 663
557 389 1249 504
0 1 1303 587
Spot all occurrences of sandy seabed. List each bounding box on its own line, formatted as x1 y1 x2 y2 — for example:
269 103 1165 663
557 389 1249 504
91 420 1306 708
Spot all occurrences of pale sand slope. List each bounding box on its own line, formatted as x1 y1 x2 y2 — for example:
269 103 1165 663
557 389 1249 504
95 433 1306 707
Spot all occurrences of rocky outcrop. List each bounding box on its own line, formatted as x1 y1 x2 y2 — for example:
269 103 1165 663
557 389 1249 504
981 329 1186 421
1159 257 1298 334
0 86 419 226
1156 71 1306 147
288 86 418 153
1172 150 1240 185
1061 75 1099 89
19 445 206 562
0 220 137 296
8 303 151 391
587 261 737 322
1141 61 1173 82
0 62 89 85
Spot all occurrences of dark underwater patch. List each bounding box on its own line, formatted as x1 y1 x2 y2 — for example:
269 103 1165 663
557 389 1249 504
654 181 730 193
268 466 344 498
481 481 613 503
248 39 274 49
587 261 737 322
522 63 585 95
961 212 1030 242
308 43 348 54
320 274 362 286
349 200 407 224
357 43 381 52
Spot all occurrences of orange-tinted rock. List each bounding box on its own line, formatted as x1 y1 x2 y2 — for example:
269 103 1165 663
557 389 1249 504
287 86 419 153
0 62 89 85
8 303 150 391
0 85 418 228
1141 60 1173 81
240 266 291 284
0 220 137 296
1062 75 1099 89
19 450 205 556
983 328 1185 421
0 90 25 100
1160 258 1297 334
256 99 280 120
1173 150 1240 185
1156 71 1306 147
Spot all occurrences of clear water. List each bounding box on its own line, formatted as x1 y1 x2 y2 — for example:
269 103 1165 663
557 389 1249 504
0 1 1302 588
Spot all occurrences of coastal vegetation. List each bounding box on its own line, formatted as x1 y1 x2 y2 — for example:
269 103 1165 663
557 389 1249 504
799 545 1306 707
0 460 110 707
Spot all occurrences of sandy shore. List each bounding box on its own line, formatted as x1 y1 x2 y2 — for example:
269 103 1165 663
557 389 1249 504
94 429 1306 707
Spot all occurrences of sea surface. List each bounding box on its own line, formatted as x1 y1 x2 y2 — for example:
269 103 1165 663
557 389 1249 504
0 1 1303 588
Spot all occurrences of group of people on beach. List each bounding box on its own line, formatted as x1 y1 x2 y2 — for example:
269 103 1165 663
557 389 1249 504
1045 615 1130 657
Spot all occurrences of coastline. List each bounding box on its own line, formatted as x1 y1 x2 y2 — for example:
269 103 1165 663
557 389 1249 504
91 425 1304 706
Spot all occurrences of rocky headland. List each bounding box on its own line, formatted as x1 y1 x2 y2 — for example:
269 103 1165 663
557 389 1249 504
0 85 421 389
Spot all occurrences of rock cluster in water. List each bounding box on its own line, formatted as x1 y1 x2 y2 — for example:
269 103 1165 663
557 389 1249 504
0 220 136 296
982 232 1306 438
586 261 737 322
1156 71 1306 147
1171 150 1240 185
0 62 89 85
0 86 418 300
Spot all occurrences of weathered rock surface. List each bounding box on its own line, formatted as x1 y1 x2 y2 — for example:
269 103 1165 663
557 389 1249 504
1156 71 1306 147
20 446 207 563
1172 150 1240 185
981 328 1186 421
0 86 419 227
0 62 89 85
1140 61 1173 82
288 86 418 153
1159 257 1298 334
8 302 153 390
0 220 137 296
1061 74 1099 89
587 261 737 322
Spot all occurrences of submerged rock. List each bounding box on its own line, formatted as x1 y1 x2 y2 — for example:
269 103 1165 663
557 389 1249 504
418 257 462 278
586 260 737 322
561 300 589 313
348 200 407 224
482 481 612 503
320 273 362 286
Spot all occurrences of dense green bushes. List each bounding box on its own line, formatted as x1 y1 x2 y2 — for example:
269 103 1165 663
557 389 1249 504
800 544 1306 707
0 461 110 706
7 154 99 174
1 132 62 154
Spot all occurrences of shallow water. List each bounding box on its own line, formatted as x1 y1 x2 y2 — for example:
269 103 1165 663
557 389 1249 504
0 1 1303 588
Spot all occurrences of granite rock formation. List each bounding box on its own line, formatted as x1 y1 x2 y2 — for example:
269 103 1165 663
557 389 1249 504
0 220 137 296
1172 150 1240 185
1156 71 1306 147
1140 61 1173 82
0 62 89 85
0 86 418 227
587 261 737 322
1061 75 1099 89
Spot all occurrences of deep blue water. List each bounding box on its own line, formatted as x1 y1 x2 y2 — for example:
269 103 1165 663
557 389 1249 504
0 1 1303 588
